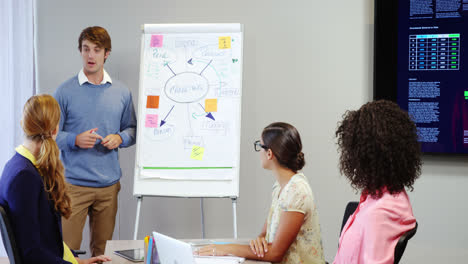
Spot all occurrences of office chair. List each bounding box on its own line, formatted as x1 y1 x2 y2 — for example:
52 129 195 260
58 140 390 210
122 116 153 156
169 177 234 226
337 201 418 264
0 205 22 264
394 221 418 264
325 201 359 264
340 201 359 236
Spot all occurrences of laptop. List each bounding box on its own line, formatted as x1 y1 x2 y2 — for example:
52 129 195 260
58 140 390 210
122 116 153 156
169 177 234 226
152 232 244 264
153 231 195 264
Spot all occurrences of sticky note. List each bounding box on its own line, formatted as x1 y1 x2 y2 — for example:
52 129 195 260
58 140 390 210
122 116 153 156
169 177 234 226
146 95 160 109
205 99 218 112
190 146 205 161
145 114 159 128
150 35 163 47
219 36 231 49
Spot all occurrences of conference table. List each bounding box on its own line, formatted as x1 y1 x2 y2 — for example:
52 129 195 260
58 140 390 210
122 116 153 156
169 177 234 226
105 239 271 264
0 239 271 263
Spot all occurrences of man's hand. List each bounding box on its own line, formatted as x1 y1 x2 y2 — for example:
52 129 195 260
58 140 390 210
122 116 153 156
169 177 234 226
75 128 103 149
101 134 123 150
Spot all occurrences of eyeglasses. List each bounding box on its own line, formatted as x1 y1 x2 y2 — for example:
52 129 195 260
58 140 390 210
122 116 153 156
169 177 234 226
254 140 268 152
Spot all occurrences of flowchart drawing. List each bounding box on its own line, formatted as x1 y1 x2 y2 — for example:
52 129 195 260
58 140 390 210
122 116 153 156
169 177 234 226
138 31 242 179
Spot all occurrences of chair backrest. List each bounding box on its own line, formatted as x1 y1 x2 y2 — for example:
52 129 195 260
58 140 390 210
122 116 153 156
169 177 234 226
340 201 358 236
393 221 418 264
0 205 22 264
338 201 417 264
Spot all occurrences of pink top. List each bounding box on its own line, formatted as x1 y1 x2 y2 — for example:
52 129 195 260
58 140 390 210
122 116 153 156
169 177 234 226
333 190 416 264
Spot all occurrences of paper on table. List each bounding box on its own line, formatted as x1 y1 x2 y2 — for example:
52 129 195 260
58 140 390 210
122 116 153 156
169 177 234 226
195 256 245 264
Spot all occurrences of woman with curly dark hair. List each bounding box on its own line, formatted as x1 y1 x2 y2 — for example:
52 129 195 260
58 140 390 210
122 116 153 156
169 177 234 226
333 100 421 264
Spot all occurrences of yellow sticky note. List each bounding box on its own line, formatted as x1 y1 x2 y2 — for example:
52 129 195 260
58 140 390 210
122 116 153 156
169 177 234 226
219 36 231 49
205 99 218 112
190 146 205 161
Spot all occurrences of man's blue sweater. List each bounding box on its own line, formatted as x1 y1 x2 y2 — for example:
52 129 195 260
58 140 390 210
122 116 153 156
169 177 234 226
53 75 136 187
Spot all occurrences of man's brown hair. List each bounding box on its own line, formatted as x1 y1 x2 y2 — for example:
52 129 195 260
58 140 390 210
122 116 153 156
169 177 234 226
78 26 112 53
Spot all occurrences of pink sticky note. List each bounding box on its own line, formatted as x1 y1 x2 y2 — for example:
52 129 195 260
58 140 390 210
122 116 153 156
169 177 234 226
145 114 159 128
150 35 163 47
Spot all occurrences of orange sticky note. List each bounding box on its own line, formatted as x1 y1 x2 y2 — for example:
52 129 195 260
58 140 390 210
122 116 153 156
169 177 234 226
146 96 160 109
218 36 231 49
205 99 218 112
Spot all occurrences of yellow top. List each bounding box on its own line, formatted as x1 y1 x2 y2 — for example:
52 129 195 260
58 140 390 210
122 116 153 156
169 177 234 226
15 145 37 166
15 145 78 264
63 242 79 264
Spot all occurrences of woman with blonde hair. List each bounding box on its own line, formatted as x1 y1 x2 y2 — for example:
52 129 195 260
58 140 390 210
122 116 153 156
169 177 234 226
0 94 110 264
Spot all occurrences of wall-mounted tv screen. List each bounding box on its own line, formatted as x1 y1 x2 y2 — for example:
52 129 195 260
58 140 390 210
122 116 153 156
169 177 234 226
374 0 468 154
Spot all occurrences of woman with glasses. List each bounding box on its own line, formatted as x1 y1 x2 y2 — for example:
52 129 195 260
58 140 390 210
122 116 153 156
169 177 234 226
199 122 324 264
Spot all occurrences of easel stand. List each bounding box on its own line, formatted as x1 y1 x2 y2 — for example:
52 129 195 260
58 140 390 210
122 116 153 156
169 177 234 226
133 195 238 240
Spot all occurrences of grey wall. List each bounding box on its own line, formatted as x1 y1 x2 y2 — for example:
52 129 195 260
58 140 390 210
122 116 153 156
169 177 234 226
37 0 468 262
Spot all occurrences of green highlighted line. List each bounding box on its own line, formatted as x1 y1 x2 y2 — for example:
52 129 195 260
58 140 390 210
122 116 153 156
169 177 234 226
143 167 233 170
449 34 460 37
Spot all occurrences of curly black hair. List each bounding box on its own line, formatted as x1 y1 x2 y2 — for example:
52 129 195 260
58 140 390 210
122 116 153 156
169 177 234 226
335 100 421 198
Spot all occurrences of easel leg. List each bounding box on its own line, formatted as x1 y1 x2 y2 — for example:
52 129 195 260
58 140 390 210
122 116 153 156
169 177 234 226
232 197 238 238
134 196 143 240
200 198 205 239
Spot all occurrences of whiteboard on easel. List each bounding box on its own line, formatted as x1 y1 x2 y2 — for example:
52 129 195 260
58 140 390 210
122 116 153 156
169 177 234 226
134 24 243 197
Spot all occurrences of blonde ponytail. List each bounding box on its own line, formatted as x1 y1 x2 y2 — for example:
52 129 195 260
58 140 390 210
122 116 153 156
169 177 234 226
22 94 71 218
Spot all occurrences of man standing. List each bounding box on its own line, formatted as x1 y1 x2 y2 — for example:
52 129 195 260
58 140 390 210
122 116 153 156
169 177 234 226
53 26 136 256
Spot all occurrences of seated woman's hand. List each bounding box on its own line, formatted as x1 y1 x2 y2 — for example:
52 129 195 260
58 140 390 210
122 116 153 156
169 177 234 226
197 244 230 256
250 236 268 257
76 255 112 264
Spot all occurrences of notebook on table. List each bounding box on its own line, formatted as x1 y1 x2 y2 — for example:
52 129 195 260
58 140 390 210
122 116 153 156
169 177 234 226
152 231 244 264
